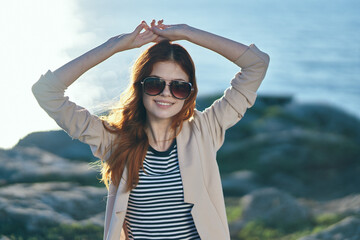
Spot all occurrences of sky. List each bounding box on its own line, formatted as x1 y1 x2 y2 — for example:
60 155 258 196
1 0 147 149
0 0 257 149
1 0 359 149
0 0 88 149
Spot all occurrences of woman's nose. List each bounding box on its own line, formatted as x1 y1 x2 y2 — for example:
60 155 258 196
160 83 172 97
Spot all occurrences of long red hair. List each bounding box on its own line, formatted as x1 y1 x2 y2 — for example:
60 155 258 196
100 40 198 191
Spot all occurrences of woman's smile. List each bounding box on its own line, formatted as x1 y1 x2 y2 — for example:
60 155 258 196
155 99 174 107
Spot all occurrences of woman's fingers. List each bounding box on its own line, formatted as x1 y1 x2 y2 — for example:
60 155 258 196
150 19 156 28
157 19 164 28
135 21 162 44
133 20 155 37
132 21 146 36
140 29 156 40
151 19 165 29
150 23 163 34
157 20 171 30
136 19 175 43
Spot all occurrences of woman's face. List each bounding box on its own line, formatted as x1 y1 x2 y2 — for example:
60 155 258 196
142 61 189 125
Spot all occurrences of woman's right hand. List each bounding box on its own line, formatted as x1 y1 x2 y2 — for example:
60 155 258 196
108 21 160 53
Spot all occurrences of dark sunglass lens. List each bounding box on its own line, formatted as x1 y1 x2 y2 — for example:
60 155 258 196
144 78 164 96
171 81 192 99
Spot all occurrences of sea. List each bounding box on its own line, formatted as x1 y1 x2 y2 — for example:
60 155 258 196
58 0 360 119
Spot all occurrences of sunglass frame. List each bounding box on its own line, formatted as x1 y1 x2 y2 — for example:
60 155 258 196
141 77 193 100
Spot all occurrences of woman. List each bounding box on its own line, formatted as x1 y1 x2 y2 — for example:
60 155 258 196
32 20 269 240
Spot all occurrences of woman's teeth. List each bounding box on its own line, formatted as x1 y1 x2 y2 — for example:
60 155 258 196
157 101 172 106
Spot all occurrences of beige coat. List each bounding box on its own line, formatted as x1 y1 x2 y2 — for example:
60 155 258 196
32 44 269 240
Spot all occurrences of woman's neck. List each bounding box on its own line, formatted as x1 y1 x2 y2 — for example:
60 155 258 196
146 119 175 152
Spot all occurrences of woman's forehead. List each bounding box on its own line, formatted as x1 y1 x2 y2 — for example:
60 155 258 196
150 61 189 82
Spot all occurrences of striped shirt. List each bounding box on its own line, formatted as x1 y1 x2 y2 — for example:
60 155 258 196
125 140 200 239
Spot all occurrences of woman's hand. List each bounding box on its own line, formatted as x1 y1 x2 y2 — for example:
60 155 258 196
108 21 160 53
150 20 189 42
110 20 188 52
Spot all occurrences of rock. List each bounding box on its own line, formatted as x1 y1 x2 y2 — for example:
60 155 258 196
15 130 95 161
270 172 307 196
0 147 98 185
256 95 293 107
310 194 360 216
0 182 107 232
218 126 360 199
241 188 311 226
222 170 260 196
299 216 360 240
284 103 360 143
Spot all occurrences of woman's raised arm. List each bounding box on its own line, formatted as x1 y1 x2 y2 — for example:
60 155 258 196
31 22 159 159
54 21 158 87
150 20 250 63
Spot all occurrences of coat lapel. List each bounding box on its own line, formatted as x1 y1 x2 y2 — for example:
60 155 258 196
105 167 130 240
176 121 229 239
176 122 203 204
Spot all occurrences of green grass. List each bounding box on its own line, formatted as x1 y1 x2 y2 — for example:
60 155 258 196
234 213 346 240
227 205 243 223
3 223 103 240
238 221 283 240
45 223 103 240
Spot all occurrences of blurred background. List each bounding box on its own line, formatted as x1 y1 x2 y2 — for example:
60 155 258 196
0 0 359 239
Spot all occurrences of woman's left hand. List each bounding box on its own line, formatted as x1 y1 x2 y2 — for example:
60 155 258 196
150 20 189 42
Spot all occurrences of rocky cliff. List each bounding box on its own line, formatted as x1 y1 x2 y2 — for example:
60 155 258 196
1 95 359 239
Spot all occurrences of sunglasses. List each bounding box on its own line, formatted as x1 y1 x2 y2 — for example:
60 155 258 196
141 76 193 100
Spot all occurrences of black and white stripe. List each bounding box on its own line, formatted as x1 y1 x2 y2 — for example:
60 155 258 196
125 140 200 240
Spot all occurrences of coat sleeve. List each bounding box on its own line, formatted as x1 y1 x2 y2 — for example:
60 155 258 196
31 70 112 159
196 44 270 151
